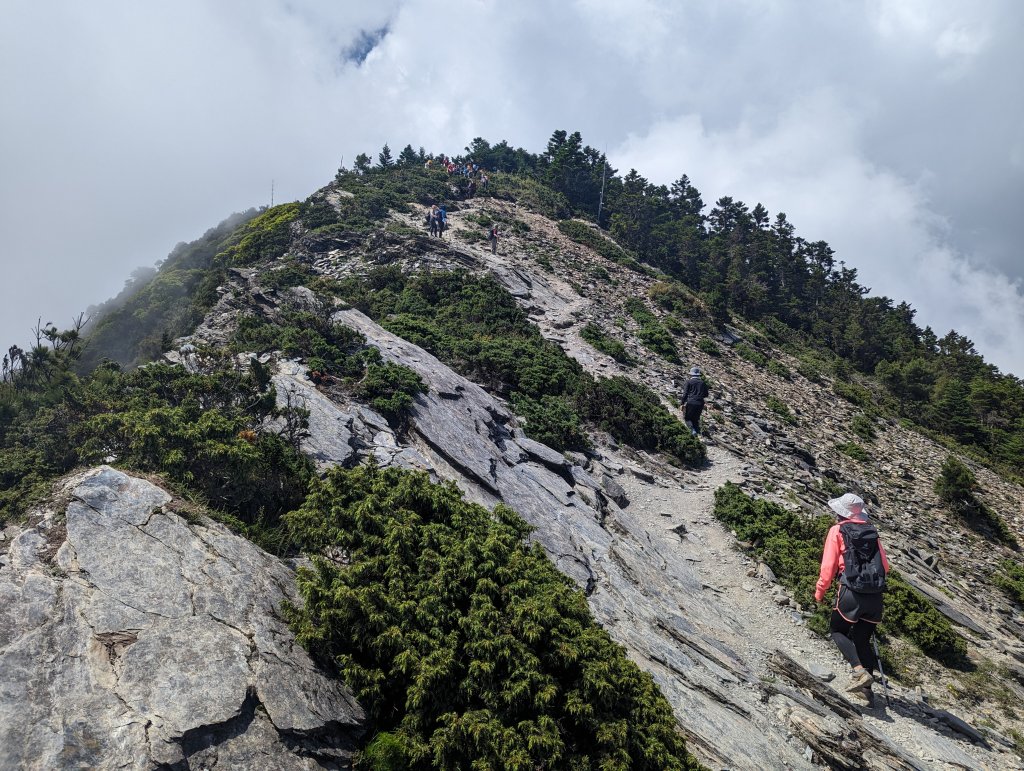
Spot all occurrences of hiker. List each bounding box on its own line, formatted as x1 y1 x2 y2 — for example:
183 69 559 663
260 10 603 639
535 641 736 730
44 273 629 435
427 205 439 237
815 493 890 693
467 180 477 198
437 206 448 238
488 224 499 254
680 366 709 436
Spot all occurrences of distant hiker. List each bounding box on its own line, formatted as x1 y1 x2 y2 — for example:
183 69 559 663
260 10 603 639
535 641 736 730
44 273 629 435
438 206 448 238
488 224 499 254
680 366 709 436
467 180 477 198
427 205 439 237
815 493 890 693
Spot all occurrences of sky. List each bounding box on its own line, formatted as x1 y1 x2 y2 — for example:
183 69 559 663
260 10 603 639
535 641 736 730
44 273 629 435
1 0 1022 376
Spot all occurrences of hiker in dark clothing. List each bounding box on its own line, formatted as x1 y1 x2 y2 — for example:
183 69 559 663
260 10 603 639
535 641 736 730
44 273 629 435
438 206 447 238
488 224 498 254
680 366 709 436
815 493 890 693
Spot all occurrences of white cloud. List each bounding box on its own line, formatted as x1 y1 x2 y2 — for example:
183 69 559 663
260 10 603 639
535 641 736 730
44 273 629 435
0 0 1021 376
612 91 1024 375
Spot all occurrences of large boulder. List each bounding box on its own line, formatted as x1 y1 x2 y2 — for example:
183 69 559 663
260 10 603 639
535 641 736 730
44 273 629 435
0 466 365 770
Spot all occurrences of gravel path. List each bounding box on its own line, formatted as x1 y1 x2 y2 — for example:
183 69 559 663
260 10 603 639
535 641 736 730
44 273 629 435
612 442 1021 770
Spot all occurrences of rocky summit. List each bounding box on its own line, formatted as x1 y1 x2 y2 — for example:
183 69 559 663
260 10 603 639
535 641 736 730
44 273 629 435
2 158 1024 770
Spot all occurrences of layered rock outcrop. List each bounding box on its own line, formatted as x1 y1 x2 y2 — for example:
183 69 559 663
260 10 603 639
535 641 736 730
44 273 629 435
0 467 364 770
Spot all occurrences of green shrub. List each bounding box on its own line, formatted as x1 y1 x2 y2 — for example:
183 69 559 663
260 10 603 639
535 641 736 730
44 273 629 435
580 323 632 364
557 219 636 267
624 299 679 363
734 343 767 368
586 377 705 465
219 203 301 265
712 483 968 667
510 393 587 450
357 362 426 422
834 380 873 407
286 465 698 770
836 441 870 463
796 354 826 384
662 315 685 336
766 360 791 380
330 271 702 464
0 349 313 540
935 456 1017 546
851 413 877 442
697 337 719 357
993 559 1024 606
765 396 797 425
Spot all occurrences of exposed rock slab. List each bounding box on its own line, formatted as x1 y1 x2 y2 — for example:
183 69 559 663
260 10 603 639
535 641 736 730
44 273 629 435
0 466 364 770
333 308 820 769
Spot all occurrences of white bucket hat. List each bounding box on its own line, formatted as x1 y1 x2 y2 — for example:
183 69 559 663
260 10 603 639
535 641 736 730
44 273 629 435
828 493 865 519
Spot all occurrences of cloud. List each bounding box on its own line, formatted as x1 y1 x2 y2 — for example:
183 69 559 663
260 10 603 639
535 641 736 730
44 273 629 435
0 0 1021 376
613 90 1024 375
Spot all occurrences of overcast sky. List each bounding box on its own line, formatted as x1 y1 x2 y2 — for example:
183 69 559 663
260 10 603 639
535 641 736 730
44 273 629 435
2 0 1022 376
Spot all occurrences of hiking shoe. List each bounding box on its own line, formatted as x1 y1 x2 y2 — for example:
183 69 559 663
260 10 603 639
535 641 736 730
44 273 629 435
846 669 873 691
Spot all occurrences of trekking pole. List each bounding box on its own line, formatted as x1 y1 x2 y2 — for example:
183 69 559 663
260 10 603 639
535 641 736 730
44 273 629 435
871 634 891 706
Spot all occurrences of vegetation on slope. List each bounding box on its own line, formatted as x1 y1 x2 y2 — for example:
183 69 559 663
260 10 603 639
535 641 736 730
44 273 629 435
286 464 698 771
0 332 312 539
78 210 259 370
326 268 705 465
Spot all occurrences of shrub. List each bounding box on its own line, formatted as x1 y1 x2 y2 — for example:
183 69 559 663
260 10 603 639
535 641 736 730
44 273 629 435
580 323 632 364
851 413 877 442
330 271 703 464
286 465 699 770
935 455 1017 546
836 441 870 463
697 337 719 357
766 360 791 380
557 219 635 267
734 343 767 368
219 203 301 265
834 380 873 407
585 377 705 465
765 396 797 426
624 299 679 363
796 354 826 384
993 559 1024 606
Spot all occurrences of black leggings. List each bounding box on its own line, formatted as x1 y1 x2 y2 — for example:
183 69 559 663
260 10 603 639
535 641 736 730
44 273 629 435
830 611 878 671
830 584 882 670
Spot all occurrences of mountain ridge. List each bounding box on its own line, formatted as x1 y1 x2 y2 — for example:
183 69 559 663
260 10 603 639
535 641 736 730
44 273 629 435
3 145 1023 768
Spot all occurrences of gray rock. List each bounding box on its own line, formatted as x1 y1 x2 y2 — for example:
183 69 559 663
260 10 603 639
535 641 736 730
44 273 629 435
756 562 778 583
272 360 357 468
0 467 365 770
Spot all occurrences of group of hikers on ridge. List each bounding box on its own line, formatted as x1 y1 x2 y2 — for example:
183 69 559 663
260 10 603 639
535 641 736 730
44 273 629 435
679 368 889 697
423 202 501 254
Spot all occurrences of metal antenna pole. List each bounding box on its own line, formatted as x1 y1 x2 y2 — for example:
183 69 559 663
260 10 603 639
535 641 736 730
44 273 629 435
596 150 608 226
270 179 275 208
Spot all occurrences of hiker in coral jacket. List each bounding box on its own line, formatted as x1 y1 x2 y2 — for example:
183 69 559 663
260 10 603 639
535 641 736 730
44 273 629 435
815 493 890 692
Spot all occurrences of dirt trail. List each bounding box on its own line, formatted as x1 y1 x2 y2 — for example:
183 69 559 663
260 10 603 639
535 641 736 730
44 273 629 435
613 443 1017 770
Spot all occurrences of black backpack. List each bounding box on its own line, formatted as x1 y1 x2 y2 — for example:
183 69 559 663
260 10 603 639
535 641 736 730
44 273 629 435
838 522 887 594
